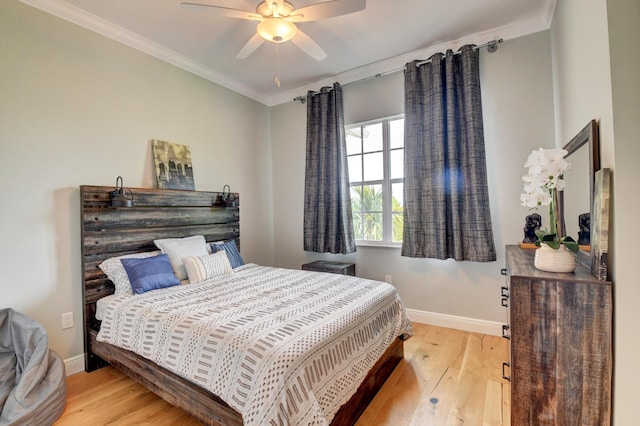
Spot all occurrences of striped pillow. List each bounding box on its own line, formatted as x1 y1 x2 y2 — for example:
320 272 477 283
210 240 244 269
183 251 233 284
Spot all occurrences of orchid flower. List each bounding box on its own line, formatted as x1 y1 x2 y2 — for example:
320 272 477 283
520 148 578 252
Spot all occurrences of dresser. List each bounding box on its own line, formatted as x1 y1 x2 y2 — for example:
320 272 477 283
502 245 612 425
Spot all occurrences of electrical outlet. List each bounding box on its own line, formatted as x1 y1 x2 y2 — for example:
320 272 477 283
61 312 74 330
384 274 392 284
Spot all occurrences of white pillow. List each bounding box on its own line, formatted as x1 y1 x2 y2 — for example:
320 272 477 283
183 251 233 284
154 235 209 280
98 251 161 296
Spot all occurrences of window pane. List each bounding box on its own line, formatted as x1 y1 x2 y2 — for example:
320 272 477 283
392 182 403 212
346 116 404 244
350 186 362 211
360 184 383 211
353 215 363 239
390 148 404 179
346 131 361 155
392 212 404 242
348 155 362 182
363 152 383 181
350 186 363 239
390 119 404 149
362 212 383 241
363 123 382 153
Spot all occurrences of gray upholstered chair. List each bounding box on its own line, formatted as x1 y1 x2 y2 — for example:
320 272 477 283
0 308 66 425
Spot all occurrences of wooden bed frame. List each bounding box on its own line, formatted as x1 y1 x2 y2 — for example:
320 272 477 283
80 185 404 425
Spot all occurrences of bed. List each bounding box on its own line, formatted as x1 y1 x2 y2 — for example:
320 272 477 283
80 185 412 425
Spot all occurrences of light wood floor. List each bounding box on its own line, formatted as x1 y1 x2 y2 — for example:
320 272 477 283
56 323 510 425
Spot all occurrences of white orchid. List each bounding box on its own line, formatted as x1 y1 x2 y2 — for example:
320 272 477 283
520 147 578 252
520 186 552 208
520 148 568 208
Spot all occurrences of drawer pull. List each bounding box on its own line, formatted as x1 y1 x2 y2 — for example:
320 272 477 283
500 268 507 276
502 324 510 340
502 362 511 381
501 296 509 308
501 286 509 297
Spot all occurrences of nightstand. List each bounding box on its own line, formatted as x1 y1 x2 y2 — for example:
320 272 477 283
301 261 356 276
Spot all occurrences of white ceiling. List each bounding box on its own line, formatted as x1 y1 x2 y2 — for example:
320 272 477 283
20 0 556 106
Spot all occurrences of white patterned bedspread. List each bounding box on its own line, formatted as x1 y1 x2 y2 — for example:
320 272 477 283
97 264 413 425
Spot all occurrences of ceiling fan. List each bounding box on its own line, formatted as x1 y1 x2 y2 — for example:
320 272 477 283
181 0 366 61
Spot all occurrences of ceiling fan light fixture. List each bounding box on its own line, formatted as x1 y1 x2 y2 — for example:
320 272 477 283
256 1 295 18
257 18 297 43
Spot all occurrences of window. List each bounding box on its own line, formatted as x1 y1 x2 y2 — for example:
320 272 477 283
346 115 404 245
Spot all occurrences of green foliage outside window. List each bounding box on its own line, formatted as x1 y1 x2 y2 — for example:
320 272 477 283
347 115 404 245
352 185 403 242
392 198 403 242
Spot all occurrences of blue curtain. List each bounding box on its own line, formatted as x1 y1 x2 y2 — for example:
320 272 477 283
402 45 496 261
303 83 356 254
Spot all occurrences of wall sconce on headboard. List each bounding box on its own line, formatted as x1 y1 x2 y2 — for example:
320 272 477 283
109 176 134 208
215 184 237 207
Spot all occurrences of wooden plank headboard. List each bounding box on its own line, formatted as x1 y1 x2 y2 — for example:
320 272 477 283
80 185 239 371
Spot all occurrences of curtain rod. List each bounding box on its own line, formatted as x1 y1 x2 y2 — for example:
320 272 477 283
293 39 503 103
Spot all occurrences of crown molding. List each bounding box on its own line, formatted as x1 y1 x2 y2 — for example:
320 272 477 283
20 0 556 107
540 0 558 29
268 5 556 106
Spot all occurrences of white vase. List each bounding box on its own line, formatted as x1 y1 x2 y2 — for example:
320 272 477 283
534 244 576 273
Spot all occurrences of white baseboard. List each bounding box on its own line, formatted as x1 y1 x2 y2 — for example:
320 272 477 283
64 354 85 376
405 308 503 336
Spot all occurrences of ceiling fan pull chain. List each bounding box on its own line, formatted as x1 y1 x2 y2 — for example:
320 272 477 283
275 43 281 87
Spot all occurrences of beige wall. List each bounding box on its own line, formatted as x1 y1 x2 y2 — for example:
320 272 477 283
4 4 635 421
0 1 273 360
550 0 640 422
607 0 640 423
550 0 615 163
271 31 556 323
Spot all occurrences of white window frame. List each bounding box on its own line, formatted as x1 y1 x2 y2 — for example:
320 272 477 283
346 114 404 247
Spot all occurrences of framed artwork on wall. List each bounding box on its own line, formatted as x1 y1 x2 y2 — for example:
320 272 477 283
591 168 611 281
151 140 195 190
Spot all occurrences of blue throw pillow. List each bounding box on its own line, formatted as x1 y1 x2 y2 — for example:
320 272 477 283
121 254 181 294
210 240 244 269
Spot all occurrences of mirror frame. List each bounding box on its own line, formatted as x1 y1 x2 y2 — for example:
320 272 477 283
558 119 600 268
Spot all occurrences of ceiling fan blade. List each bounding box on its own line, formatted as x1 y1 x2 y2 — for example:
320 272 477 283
236 33 265 59
181 2 263 20
289 0 366 22
291 29 327 60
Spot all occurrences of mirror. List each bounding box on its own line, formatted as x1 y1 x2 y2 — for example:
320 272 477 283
563 141 591 243
558 119 600 267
